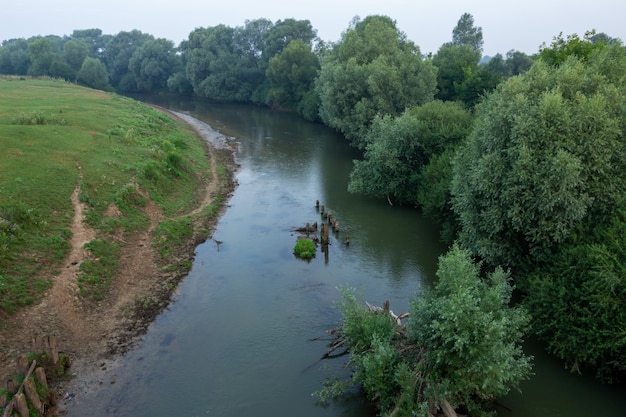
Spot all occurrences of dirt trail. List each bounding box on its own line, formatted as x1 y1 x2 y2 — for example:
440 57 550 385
0 111 237 406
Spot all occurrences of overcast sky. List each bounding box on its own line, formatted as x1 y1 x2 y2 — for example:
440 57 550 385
2 0 624 57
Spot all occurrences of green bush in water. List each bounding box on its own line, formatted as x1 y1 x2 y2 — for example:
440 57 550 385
294 238 316 259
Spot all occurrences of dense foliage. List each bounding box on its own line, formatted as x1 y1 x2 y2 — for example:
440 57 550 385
316 15 437 147
452 43 626 379
319 246 532 417
348 100 472 209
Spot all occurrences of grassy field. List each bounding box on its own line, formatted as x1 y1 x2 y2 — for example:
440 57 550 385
0 77 215 312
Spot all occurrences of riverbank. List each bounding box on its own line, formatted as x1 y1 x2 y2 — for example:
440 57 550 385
0 106 238 413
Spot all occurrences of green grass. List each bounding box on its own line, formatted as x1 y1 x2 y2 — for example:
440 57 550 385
0 78 213 311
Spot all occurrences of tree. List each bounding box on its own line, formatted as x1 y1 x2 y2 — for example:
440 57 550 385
266 39 319 109
104 30 154 89
27 36 57 76
128 38 177 92
505 50 534 75
452 13 483 54
262 18 317 67
455 63 502 107
63 39 89 73
525 211 626 381
183 24 263 101
409 245 532 416
0 38 30 75
451 44 626 379
71 28 106 59
317 246 532 417
348 100 471 205
316 15 437 147
451 45 626 268
432 43 480 103
539 30 607 66
77 57 111 90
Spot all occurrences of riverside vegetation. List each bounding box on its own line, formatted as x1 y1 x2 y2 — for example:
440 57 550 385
2 11 625 417
0 78 237 400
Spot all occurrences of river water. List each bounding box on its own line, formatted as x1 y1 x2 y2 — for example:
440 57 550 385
66 97 625 417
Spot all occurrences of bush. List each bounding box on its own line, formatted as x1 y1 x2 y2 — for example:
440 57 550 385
293 238 315 259
317 246 533 417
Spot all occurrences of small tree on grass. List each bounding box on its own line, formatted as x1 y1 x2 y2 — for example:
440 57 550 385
317 245 532 417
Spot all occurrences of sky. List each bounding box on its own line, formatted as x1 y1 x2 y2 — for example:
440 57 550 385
2 0 625 57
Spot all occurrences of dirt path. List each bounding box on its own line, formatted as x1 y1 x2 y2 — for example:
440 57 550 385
0 111 238 408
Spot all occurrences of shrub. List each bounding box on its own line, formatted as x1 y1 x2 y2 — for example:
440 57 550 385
293 238 315 259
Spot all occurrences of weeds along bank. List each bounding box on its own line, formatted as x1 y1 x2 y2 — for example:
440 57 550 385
0 78 236 376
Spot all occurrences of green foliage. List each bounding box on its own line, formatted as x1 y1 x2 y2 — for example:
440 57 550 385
451 44 626 380
11 110 66 125
183 23 265 101
319 250 532 417
483 50 535 85
77 57 111 90
451 13 484 53
432 44 481 103
104 30 154 89
338 288 397 349
293 238 316 260
348 100 472 207
266 39 319 110
525 211 626 381
128 38 178 92
27 37 57 76
409 245 532 416
316 15 437 147
452 44 626 268
539 30 608 66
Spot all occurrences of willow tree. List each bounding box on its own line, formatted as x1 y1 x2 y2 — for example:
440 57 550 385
451 43 626 379
316 15 437 148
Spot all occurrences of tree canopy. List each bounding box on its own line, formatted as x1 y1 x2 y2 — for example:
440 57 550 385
318 245 532 417
316 15 437 147
451 44 626 379
348 100 472 206
452 12 484 53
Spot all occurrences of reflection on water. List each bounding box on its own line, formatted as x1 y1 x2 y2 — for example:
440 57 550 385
66 96 625 417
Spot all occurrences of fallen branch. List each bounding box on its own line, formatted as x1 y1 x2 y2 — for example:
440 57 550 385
321 339 346 360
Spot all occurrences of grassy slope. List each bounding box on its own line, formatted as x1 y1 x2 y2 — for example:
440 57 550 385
0 77 213 313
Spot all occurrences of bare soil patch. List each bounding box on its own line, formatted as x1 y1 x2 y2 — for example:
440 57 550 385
0 110 238 412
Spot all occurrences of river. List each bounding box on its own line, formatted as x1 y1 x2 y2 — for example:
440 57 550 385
65 96 625 417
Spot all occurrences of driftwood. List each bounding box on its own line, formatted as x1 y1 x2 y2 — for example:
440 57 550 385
365 300 409 326
321 339 346 360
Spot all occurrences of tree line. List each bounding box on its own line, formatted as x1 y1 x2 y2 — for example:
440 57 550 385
2 12 624 416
